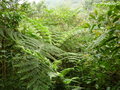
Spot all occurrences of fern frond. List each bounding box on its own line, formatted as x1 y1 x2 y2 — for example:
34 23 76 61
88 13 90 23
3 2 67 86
13 53 51 90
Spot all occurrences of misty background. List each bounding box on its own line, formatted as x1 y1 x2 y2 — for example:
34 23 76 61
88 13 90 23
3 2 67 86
27 0 84 8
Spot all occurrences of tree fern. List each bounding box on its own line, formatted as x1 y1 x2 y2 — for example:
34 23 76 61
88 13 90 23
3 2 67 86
18 17 52 43
0 28 54 89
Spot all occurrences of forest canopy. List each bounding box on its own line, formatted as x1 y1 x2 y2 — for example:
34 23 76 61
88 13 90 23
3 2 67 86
0 0 120 90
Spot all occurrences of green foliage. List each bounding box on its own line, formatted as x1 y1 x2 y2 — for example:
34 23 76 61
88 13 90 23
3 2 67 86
0 0 53 90
50 1 120 90
0 0 120 90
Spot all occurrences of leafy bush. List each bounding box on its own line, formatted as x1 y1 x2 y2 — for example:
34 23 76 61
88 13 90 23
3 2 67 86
0 0 120 90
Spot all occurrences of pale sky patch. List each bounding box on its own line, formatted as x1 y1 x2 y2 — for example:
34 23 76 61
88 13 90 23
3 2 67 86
19 0 83 8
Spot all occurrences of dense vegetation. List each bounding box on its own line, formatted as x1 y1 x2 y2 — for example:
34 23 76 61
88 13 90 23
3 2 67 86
0 0 120 90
